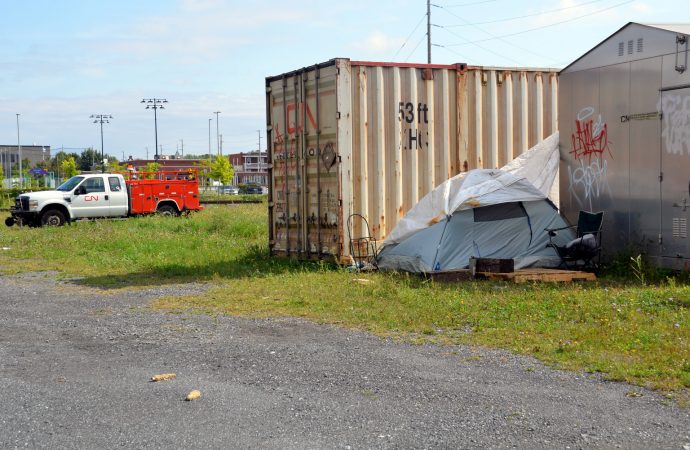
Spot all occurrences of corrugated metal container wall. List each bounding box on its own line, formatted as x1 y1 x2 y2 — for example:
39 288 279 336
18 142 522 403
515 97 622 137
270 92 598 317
266 58 558 263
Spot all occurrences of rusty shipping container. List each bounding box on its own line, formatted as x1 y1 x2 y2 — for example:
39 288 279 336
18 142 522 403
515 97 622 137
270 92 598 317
266 58 558 263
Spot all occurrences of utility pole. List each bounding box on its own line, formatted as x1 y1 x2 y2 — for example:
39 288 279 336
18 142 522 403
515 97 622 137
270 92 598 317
16 113 22 188
427 0 431 64
208 118 212 160
214 111 221 156
180 139 184 157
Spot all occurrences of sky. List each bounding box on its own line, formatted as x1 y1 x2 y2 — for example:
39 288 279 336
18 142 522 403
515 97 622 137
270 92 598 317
0 0 687 161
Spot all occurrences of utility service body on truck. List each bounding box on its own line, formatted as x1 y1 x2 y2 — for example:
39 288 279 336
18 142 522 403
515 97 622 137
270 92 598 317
6 170 202 227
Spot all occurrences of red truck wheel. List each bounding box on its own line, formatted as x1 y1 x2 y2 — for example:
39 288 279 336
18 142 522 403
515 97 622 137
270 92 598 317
157 205 179 216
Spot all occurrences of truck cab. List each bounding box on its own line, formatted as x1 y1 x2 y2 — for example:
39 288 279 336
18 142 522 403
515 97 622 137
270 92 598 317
7 174 129 227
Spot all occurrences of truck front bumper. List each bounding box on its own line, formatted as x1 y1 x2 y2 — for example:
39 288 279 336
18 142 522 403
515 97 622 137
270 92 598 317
8 208 40 226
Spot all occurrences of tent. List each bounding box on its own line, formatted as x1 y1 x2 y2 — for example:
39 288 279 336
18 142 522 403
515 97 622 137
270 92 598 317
376 133 573 273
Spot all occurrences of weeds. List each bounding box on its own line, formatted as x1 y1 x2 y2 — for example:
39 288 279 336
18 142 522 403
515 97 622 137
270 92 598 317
0 204 688 398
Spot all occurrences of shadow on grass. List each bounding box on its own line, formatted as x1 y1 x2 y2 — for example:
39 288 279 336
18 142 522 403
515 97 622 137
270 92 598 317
71 245 341 289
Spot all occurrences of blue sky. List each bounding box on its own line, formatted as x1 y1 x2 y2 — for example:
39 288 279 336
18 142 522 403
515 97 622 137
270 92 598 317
0 0 686 160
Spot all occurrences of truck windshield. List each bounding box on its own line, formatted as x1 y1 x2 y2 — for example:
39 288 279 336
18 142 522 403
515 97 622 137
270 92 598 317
57 176 85 192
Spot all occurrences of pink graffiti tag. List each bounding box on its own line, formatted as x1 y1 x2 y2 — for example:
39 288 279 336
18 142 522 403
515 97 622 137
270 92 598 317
570 107 612 160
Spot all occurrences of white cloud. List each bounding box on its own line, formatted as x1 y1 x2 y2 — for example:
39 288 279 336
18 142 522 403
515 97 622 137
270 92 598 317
350 31 405 56
632 2 651 13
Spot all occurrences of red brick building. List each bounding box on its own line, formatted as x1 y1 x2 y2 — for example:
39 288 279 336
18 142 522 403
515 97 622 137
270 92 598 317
228 151 268 186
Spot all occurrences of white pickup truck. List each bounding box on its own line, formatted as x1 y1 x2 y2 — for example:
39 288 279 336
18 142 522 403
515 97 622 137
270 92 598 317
6 171 202 227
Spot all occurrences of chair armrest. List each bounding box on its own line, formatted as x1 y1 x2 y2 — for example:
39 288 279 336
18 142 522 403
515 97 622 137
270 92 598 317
545 224 576 236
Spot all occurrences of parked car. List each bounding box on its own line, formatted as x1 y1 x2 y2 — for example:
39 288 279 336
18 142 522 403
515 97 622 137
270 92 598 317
223 186 239 195
241 185 267 195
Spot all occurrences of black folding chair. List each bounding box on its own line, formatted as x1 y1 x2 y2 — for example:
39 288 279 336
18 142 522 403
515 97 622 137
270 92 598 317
546 211 604 271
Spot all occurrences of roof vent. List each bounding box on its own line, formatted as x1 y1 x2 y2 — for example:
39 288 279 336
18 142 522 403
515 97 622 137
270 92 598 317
628 40 634 55
618 42 624 57
637 38 644 53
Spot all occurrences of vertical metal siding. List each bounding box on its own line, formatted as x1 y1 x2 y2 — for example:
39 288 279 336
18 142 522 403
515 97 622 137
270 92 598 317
267 59 558 262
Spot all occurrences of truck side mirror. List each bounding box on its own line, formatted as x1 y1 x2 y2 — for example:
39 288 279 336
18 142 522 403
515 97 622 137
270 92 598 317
74 186 85 196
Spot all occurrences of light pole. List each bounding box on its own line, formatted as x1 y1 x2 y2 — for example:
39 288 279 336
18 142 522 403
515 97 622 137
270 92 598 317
141 98 167 160
214 111 221 156
16 113 22 188
208 118 212 160
91 114 112 173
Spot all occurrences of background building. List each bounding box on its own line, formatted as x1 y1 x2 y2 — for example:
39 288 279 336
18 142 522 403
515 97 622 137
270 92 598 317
1 145 51 170
229 150 268 185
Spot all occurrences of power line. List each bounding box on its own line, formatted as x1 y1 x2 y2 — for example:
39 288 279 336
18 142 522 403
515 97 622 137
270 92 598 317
434 25 521 64
405 33 427 62
444 0 634 47
393 13 427 59
442 0 609 27
434 5 561 64
438 0 499 7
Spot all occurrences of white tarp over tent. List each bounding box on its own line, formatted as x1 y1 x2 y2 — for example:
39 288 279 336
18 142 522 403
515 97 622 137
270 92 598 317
377 133 571 272
383 132 560 248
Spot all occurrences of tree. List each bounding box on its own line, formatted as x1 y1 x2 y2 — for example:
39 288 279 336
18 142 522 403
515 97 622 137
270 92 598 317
107 159 124 173
142 162 160 179
208 156 234 185
61 156 80 179
78 148 100 171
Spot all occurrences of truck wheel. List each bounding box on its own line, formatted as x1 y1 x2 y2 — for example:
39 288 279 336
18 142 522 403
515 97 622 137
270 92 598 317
157 205 178 216
41 209 66 227
5 217 15 227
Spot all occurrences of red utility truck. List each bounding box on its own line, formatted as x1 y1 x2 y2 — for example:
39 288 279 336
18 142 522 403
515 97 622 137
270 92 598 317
6 170 203 227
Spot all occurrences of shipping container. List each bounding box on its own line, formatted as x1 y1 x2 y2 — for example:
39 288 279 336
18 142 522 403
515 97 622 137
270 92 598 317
559 22 690 269
266 58 558 262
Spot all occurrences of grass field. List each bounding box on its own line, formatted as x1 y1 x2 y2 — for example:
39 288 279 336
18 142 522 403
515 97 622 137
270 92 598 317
0 204 688 401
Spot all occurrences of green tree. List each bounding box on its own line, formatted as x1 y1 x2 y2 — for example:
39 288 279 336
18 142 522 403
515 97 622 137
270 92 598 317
143 162 160 179
107 159 124 173
78 148 100 171
208 156 234 185
61 156 80 179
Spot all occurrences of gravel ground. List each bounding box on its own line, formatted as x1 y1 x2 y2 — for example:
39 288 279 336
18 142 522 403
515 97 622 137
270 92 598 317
0 271 688 449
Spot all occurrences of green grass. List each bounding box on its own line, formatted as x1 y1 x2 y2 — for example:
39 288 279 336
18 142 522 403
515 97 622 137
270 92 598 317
0 204 688 400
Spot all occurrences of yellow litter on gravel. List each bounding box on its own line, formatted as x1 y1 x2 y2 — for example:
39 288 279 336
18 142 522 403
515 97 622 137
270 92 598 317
150 373 177 382
185 390 201 401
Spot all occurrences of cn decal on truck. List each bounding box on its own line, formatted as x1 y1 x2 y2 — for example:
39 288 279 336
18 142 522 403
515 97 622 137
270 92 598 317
266 58 558 263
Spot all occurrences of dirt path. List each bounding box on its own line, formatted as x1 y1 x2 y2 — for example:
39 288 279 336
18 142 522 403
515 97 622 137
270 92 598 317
0 272 687 449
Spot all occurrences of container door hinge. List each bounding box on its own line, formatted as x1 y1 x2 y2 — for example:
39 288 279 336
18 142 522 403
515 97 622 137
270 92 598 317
676 34 688 73
336 111 341 119
659 172 664 182
659 234 663 245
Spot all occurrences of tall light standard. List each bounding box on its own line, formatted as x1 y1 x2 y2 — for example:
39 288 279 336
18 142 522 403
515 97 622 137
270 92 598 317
208 118 212 160
141 98 167 160
16 113 22 188
91 114 112 173
213 111 221 156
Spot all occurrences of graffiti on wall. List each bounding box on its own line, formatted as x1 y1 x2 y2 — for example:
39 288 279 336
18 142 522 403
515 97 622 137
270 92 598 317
570 107 612 160
568 158 611 212
659 93 690 156
568 107 612 209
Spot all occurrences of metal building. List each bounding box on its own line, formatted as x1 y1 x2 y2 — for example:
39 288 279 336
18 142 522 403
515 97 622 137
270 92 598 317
559 22 690 269
266 59 559 262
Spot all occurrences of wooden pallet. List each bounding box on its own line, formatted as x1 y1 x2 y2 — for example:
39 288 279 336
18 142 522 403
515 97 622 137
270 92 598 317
427 268 596 283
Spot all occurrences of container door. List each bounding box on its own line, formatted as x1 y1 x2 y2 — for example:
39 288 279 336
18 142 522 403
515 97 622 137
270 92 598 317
659 88 690 263
267 64 341 259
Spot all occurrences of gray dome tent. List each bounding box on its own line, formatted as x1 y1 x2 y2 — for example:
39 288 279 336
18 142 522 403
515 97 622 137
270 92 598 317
376 134 574 273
